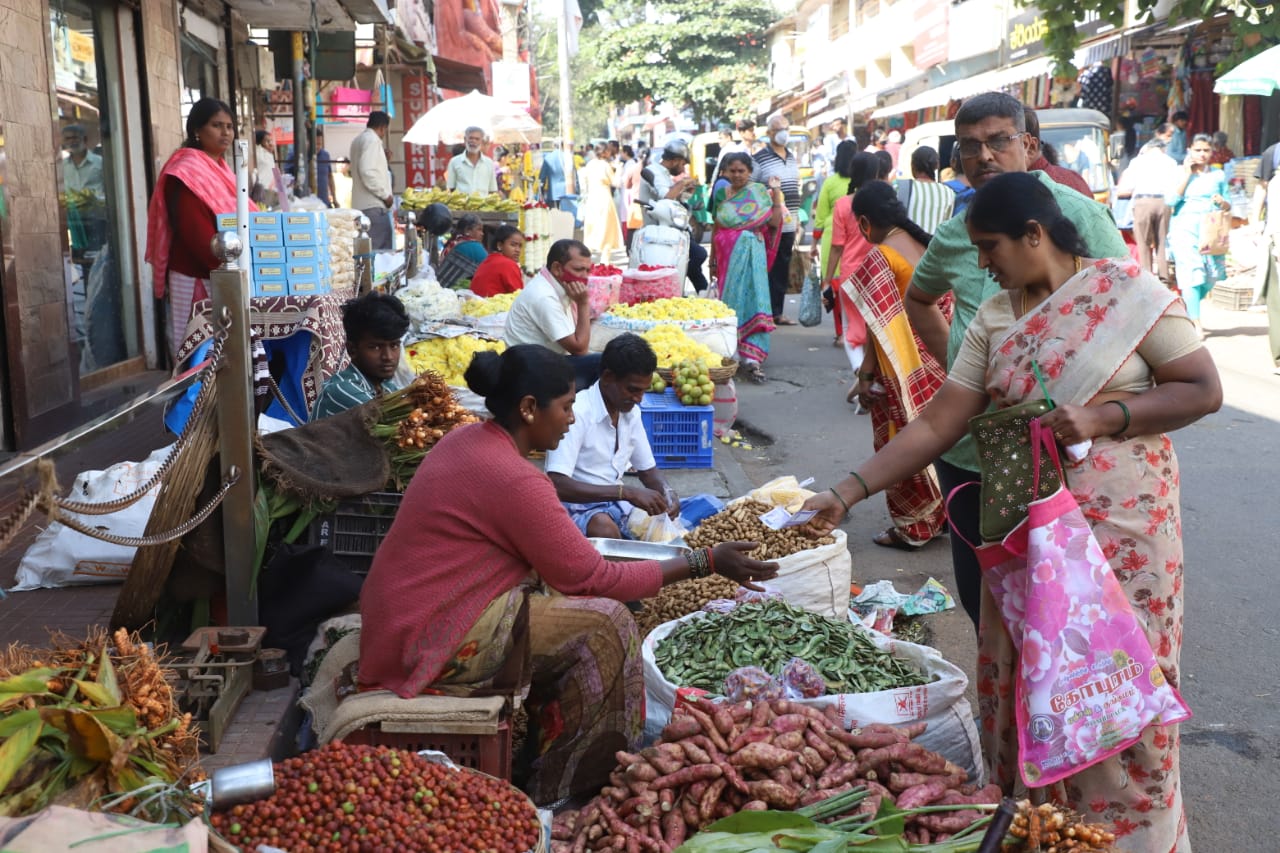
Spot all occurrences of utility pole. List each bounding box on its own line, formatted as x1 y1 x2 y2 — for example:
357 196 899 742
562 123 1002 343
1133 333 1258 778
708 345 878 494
557 0 575 196
292 31 310 197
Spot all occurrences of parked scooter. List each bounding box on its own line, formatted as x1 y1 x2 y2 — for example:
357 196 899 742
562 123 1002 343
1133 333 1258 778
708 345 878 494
631 198 692 287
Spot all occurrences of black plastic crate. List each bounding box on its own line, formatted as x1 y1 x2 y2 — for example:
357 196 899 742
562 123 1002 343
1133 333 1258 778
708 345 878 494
307 491 403 574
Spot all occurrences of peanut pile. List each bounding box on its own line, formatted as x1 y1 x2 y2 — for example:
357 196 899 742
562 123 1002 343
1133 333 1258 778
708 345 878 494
685 500 834 560
634 575 740 636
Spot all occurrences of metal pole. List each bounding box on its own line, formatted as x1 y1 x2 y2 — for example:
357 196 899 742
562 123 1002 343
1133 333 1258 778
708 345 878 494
355 213 374 295
293 31 311 197
557 0 575 197
209 227 258 626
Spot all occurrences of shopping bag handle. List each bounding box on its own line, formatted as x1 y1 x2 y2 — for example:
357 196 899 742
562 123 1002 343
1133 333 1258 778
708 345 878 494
944 481 982 554
1029 418 1067 496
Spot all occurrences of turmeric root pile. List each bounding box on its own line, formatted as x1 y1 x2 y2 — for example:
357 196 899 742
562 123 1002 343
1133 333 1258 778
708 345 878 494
0 628 201 820
1007 800 1118 852
550 696 1000 852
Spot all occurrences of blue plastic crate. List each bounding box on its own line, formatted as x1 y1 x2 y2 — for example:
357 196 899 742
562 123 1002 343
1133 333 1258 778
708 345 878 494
639 389 714 469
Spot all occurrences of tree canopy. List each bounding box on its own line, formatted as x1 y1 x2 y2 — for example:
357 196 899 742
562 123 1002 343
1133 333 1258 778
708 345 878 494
1035 0 1280 76
577 0 775 125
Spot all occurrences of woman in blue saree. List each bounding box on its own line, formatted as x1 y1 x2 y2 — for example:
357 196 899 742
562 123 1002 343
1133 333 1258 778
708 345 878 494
710 152 783 381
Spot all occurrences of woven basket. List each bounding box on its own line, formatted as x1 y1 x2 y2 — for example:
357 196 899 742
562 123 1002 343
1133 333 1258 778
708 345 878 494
658 357 738 385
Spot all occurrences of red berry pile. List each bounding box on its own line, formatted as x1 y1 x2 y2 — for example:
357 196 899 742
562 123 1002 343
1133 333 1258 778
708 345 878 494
209 741 540 852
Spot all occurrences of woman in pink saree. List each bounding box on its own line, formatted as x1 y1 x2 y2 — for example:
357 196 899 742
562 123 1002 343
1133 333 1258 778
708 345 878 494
803 173 1221 852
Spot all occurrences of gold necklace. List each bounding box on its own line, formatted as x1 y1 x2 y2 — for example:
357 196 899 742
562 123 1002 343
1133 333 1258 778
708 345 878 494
884 226 904 239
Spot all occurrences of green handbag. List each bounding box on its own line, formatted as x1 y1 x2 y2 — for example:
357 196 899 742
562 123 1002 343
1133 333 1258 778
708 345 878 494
967 362 1064 542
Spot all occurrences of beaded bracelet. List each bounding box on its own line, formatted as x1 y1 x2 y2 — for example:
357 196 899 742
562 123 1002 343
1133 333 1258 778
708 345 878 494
688 547 712 579
1106 400 1131 438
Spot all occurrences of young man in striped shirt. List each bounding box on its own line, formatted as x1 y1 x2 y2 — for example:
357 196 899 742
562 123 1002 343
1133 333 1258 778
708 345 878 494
312 292 410 419
752 113 801 324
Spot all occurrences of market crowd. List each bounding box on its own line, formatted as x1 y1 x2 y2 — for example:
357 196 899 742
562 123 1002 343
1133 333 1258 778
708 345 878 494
144 88 1248 852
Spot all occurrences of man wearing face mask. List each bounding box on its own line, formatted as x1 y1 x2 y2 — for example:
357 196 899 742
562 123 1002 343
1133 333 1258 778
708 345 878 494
752 114 801 324
446 126 499 195
639 141 710 293
504 238 603 389
902 92 1128 632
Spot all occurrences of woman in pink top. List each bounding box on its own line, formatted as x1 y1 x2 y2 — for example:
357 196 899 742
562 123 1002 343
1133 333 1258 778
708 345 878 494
825 152 882 405
359 345 776 805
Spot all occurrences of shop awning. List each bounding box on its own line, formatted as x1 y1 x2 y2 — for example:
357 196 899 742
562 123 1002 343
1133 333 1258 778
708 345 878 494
224 0 390 30
870 56 1054 119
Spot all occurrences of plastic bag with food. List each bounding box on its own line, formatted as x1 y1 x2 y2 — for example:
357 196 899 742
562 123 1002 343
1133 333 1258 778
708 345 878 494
628 507 688 544
723 666 784 704
781 657 826 699
747 476 816 513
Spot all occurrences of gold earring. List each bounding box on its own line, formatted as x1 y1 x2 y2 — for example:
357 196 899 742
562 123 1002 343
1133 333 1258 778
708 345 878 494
524 413 533 422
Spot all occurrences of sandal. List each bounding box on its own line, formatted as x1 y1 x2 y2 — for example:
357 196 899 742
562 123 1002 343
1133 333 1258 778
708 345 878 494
747 363 767 384
774 315 797 326
873 528 922 552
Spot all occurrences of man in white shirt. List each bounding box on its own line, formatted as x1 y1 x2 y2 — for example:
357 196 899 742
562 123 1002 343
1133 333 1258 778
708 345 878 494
503 239 602 389
1116 139 1180 284
349 111 394 250
445 126 499 195
546 333 676 538
61 124 103 196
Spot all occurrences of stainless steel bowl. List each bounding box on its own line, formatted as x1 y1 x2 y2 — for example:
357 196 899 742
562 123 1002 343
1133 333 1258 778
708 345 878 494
588 538 690 562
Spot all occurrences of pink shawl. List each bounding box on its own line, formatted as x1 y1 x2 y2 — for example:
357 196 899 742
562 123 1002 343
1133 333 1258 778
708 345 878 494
145 147 253 299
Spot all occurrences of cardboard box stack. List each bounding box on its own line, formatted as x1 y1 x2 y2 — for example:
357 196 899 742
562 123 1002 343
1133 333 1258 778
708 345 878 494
217 211 332 297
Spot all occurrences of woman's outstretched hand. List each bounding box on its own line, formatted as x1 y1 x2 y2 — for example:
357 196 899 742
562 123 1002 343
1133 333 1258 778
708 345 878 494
711 542 779 592
800 490 846 536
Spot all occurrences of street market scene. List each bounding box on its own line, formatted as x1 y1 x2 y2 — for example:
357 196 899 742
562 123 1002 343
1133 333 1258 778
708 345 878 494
1 0 1279 850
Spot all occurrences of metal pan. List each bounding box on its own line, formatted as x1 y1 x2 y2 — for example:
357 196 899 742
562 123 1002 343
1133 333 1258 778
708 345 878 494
588 538 689 562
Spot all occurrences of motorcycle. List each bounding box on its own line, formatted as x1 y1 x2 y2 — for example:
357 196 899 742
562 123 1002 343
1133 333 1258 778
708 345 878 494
630 198 692 286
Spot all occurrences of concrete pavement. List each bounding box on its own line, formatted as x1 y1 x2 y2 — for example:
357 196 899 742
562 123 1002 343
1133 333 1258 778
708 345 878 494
724 290 1278 849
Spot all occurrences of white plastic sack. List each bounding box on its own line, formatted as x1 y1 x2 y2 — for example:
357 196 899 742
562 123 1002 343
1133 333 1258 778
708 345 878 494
763 529 852 620
641 611 982 780
11 445 173 590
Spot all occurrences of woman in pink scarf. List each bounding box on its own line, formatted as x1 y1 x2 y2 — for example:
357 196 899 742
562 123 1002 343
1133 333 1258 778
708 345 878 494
145 97 253 356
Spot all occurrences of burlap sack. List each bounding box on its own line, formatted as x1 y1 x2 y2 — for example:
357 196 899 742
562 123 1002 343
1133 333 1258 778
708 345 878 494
256 399 390 503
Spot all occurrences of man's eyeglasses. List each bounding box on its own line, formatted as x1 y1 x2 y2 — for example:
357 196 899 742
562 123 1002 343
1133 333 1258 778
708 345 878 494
956 133 1025 157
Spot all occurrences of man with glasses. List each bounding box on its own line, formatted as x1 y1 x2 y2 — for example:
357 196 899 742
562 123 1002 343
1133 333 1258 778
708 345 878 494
902 93 1129 631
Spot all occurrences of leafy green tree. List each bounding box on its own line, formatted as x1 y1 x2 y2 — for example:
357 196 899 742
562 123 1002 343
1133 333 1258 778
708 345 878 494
1034 0 1279 76
577 0 775 125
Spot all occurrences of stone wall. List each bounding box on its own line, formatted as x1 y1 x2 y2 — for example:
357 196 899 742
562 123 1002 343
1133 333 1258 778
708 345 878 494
0 0 75 443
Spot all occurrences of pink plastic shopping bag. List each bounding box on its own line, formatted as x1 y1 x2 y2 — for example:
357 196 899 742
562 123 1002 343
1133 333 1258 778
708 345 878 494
971 420 1190 787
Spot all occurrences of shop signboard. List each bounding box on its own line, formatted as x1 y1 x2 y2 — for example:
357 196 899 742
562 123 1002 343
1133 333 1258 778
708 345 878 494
492 61 531 109
914 0 949 71
1006 6 1113 63
402 74 435 189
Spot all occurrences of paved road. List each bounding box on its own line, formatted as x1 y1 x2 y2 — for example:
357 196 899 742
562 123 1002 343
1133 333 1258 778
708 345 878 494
723 291 1278 849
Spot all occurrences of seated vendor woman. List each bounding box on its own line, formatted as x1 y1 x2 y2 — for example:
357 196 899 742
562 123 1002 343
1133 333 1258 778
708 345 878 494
545 333 676 538
312 291 408 419
358 344 777 806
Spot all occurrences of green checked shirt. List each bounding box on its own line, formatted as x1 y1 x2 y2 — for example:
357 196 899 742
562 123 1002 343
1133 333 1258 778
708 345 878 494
312 363 403 420
910 170 1129 472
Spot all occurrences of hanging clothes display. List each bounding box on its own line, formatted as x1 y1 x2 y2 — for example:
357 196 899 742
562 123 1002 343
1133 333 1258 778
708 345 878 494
1078 63 1113 116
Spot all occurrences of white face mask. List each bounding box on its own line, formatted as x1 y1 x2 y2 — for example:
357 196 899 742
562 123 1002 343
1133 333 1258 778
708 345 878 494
773 130 789 147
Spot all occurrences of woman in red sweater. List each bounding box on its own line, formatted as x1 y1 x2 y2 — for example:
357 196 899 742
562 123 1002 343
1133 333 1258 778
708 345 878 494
359 345 775 805
468 224 526 297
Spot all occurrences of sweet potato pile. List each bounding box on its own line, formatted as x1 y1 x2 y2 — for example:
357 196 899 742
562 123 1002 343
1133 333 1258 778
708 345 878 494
549 696 998 851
